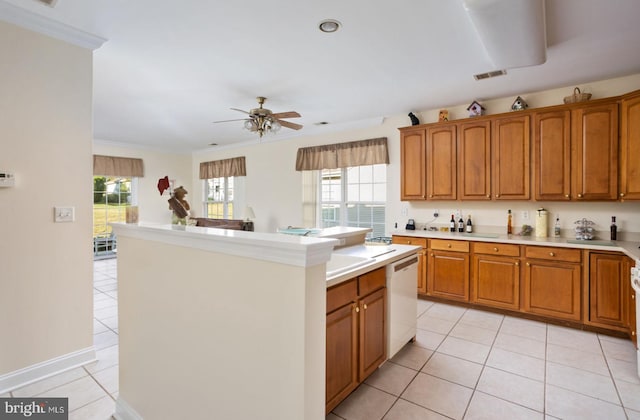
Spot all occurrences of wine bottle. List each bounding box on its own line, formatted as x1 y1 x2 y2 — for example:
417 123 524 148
554 216 561 238
450 214 455 232
466 215 473 233
507 209 513 235
611 216 617 240
458 217 464 232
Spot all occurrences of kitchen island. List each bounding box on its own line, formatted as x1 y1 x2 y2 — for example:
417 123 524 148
110 223 418 420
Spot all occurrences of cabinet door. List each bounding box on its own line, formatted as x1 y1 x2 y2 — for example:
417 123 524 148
458 120 492 200
392 236 427 294
326 303 358 413
620 90 640 200
400 129 426 200
629 279 637 348
359 288 386 380
533 110 571 200
428 250 470 301
588 253 627 329
523 259 581 321
472 254 520 310
426 125 457 200
492 115 530 200
571 102 619 200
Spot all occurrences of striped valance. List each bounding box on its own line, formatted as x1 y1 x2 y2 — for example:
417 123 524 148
199 156 247 179
295 137 389 171
93 155 144 177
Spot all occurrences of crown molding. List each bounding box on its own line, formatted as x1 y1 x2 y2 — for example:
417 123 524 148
0 0 106 50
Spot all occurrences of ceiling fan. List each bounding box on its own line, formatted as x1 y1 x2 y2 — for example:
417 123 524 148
213 96 303 138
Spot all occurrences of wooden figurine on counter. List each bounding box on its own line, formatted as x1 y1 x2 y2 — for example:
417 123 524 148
168 185 190 225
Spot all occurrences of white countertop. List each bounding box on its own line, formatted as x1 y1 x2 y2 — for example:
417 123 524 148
392 229 640 261
326 244 420 288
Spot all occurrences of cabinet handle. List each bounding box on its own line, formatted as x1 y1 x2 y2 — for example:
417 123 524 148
493 247 499 252
447 243 452 248
429 194 433 198
565 194 570 198
549 252 555 257
407 241 411 244
364 304 368 310
355 306 360 313
633 331 636 336
526 262 530 266
578 193 583 198
496 194 500 198
515 262 520 266
632 294 635 300
486 194 490 198
620 193 625 197
431 253 434 257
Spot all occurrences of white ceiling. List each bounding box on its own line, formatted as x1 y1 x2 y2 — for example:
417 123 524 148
4 0 640 151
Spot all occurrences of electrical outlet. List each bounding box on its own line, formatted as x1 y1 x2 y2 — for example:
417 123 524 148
433 209 439 218
54 206 75 222
521 210 529 220
401 206 408 216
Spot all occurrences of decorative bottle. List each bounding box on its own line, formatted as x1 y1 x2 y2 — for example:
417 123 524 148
466 215 473 233
610 216 617 240
458 216 464 232
450 214 456 232
554 216 561 238
507 209 513 235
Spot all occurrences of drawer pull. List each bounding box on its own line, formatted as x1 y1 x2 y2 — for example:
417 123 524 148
515 262 519 266
493 247 499 252
549 252 555 257
407 241 411 244
447 244 452 248
526 262 530 266
431 253 434 257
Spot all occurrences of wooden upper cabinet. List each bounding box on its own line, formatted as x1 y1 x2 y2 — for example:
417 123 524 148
400 128 426 200
620 90 640 200
571 102 619 200
458 120 491 200
426 125 457 200
492 115 531 200
533 110 571 200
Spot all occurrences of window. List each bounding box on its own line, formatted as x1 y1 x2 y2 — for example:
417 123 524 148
93 176 137 258
319 164 386 238
204 177 234 218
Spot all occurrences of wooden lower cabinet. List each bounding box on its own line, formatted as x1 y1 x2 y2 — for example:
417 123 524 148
588 252 630 330
326 268 386 413
523 253 582 321
392 235 427 294
428 240 470 301
472 254 520 310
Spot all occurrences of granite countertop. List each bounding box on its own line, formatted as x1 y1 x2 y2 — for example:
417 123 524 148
391 229 640 261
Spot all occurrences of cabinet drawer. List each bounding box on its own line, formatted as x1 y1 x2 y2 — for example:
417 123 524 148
359 267 386 297
430 239 469 253
473 242 520 257
525 246 581 263
327 279 357 313
392 235 427 248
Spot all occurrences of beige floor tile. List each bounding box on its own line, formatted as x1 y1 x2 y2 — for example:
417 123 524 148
437 336 491 365
493 331 546 359
95 283 118 293
424 303 466 322
326 413 343 420
421 352 482 388
100 315 118 330
12 368 88 397
547 325 602 354
94 306 118 320
458 309 504 331
417 299 434 317
546 362 619 404
93 330 119 350
38 376 109 412
486 347 545 381
476 366 544 412
365 362 418 396
91 365 119 394
94 320 109 334
401 373 472 420
105 291 117 299
499 317 547 342
85 344 119 374
609 357 640 385
449 322 497 346
93 293 113 302
616 380 640 411
333 383 396 420
600 338 637 363
465 391 543 420
389 344 433 371
414 329 446 351
627 408 640 420
545 384 626 420
416 315 457 335
382 398 449 420
546 343 609 376
69 395 115 420
93 299 117 310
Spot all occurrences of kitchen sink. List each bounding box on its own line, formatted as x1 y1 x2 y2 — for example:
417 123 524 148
326 254 372 278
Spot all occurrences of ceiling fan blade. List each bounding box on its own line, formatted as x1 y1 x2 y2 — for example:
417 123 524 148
277 119 303 130
212 118 250 124
230 108 250 114
271 111 301 119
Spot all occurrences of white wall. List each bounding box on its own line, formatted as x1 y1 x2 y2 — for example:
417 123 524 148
93 142 192 224
193 73 640 240
0 21 94 376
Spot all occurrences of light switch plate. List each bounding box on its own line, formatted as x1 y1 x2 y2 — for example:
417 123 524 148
54 206 75 222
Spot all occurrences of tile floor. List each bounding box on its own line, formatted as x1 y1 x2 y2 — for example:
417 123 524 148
4 258 118 419
4 260 639 419
328 299 640 420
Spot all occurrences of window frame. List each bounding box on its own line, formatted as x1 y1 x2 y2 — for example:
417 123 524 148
203 176 234 219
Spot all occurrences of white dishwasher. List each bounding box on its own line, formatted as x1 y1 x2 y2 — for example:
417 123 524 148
632 261 640 377
386 254 419 358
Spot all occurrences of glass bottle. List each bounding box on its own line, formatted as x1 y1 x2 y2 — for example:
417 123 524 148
554 216 561 238
466 215 473 233
449 214 455 232
610 216 617 240
458 216 464 232
507 209 513 235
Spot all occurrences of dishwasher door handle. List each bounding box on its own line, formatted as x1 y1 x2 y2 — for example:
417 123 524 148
394 256 419 272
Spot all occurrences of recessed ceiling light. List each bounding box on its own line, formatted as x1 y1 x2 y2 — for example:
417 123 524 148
314 121 330 125
318 19 341 33
209 143 218 146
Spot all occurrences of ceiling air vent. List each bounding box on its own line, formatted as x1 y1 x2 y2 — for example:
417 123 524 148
474 69 507 81
36 0 58 7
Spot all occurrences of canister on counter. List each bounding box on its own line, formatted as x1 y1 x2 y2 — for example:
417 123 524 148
535 208 548 238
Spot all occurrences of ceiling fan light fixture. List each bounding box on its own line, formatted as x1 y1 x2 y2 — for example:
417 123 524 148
244 119 257 131
319 19 341 33
270 119 281 132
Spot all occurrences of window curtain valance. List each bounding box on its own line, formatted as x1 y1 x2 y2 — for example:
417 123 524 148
93 155 144 177
295 137 389 171
199 156 247 179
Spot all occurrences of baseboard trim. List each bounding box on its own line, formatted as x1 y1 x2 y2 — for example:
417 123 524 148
0 346 96 394
114 397 143 420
